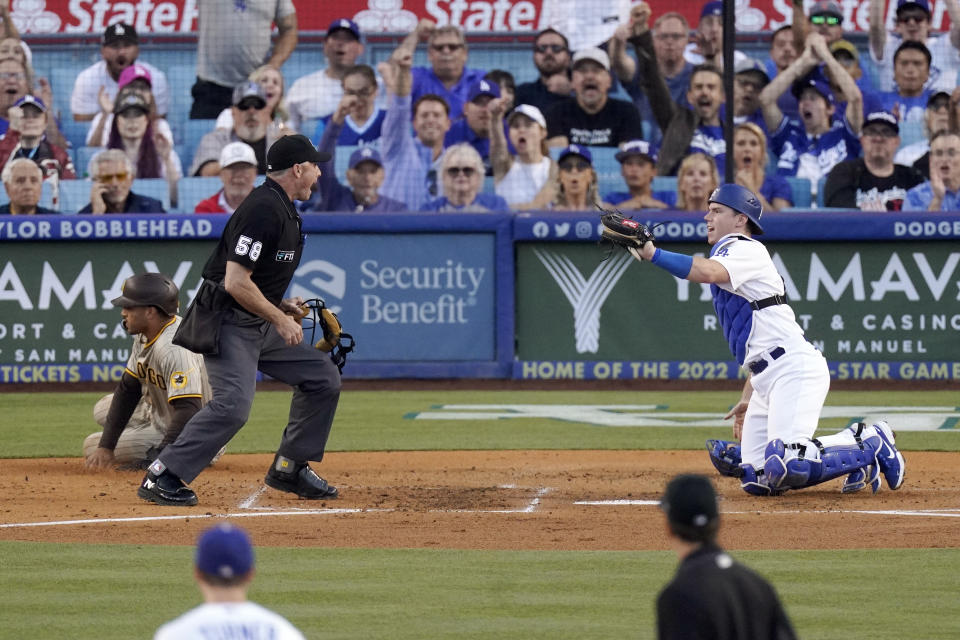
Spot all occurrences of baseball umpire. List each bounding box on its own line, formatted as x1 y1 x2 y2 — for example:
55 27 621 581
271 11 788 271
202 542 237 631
84 273 212 470
138 134 341 507
603 183 905 495
657 473 797 639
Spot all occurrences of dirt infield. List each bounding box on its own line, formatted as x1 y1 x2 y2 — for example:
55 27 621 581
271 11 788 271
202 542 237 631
2 450 957 551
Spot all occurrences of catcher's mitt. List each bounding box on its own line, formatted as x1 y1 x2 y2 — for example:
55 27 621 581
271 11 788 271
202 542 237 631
599 211 655 251
296 298 356 372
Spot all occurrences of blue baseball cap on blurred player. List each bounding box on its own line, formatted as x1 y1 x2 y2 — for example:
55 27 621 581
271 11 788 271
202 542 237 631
196 523 254 579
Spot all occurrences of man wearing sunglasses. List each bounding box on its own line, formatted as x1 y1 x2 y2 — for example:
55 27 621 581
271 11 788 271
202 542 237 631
869 0 960 93
392 20 485 121
189 82 282 177
423 143 508 212
514 28 573 115
79 149 164 214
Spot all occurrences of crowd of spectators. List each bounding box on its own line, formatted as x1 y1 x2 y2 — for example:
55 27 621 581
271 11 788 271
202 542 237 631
4 0 960 216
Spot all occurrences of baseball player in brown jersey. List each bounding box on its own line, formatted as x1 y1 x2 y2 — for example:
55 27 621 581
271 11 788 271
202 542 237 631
84 273 213 470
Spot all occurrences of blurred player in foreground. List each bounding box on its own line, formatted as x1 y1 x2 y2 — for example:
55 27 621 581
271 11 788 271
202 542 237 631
154 523 305 640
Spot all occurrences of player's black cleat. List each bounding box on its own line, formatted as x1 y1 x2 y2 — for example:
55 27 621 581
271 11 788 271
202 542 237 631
137 469 198 506
264 454 338 500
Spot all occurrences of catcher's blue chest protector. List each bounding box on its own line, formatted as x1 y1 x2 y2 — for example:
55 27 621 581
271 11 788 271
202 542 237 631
709 237 753 366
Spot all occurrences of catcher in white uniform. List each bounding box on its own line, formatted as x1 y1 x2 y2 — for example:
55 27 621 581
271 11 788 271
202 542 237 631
84 273 212 470
622 183 906 495
154 523 306 640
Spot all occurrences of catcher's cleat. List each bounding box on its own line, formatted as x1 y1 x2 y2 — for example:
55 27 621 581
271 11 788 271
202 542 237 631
872 421 905 490
137 470 198 506
264 454 338 500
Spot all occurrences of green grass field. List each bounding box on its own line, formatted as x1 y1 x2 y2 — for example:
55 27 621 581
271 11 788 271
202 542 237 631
1 389 958 639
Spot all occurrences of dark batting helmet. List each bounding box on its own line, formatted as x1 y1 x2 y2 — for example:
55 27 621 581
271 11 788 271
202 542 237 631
708 183 764 234
111 272 179 316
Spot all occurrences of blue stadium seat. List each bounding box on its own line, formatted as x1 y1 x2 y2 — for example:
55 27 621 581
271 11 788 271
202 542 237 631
75 146 100 178
785 177 812 209
176 176 222 213
132 178 172 211
898 120 925 149
333 145 358 183
59 178 92 213
178 119 218 161
816 175 828 208
651 176 678 194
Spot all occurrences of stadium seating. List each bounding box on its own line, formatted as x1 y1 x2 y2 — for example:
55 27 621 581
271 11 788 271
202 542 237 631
26 33 925 213
785 177 812 209
176 176 222 213
75 146 99 178
58 178 91 214
132 178 172 211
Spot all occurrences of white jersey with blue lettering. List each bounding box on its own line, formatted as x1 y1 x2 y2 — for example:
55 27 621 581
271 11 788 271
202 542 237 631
708 234 808 366
154 601 306 640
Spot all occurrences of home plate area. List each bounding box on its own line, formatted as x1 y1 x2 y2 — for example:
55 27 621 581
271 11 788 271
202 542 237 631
1 450 958 551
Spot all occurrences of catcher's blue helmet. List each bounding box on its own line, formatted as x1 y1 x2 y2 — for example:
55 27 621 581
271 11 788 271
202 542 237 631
708 183 763 234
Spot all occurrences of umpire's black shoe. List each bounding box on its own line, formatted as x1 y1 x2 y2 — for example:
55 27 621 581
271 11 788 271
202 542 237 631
264 454 338 499
137 467 198 507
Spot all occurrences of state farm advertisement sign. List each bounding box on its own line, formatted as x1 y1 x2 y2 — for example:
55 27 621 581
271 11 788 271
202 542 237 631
9 0 955 35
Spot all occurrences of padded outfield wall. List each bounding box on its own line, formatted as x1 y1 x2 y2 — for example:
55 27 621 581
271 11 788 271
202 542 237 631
1 211 958 383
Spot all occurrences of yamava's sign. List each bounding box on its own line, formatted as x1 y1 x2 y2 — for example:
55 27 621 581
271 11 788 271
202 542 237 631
12 0 955 36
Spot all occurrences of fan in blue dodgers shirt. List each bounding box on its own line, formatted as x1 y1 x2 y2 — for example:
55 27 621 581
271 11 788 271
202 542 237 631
154 523 305 640
390 20 486 122
443 78 514 174
311 64 386 148
873 41 933 125
758 32 863 194
423 143 509 212
628 183 905 497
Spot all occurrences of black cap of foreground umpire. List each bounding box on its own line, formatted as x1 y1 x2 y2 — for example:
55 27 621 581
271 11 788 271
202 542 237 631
266 134 331 172
660 473 719 542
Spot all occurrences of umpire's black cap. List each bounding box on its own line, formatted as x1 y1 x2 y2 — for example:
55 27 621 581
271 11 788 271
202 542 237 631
111 272 179 316
660 474 719 538
266 134 331 172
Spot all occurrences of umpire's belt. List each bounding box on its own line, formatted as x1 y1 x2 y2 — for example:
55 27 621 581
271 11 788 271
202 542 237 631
748 346 785 375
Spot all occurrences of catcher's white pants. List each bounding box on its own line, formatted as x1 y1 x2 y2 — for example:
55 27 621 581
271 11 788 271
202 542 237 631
82 393 162 464
740 345 831 468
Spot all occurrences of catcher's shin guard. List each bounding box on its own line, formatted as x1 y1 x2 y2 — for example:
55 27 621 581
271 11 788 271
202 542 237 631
763 428 879 491
739 464 786 496
706 439 744 477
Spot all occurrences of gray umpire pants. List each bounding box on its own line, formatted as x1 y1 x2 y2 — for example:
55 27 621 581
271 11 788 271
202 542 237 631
159 308 341 484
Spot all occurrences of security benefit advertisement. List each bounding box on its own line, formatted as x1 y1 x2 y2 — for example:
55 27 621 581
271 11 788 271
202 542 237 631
0 234 496 383
294 233 495 361
0 241 214 383
515 241 960 381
